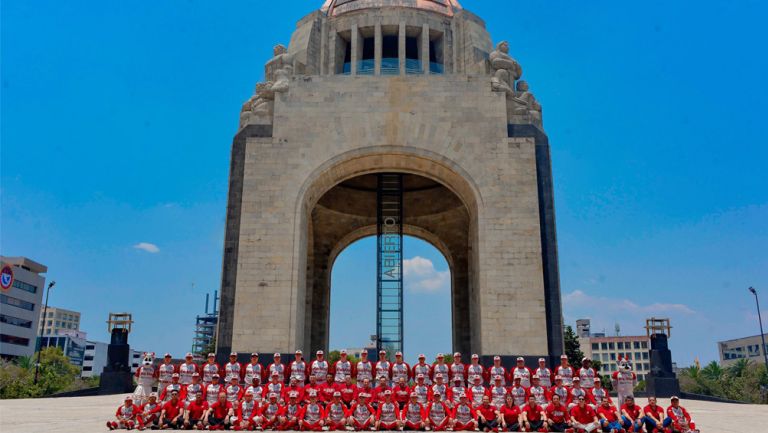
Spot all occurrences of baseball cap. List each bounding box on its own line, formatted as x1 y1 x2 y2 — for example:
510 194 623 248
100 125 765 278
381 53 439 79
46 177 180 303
192 372 200 377
316 350 324 355
340 349 347 354
164 353 172 358
538 358 546 362
459 393 467 398
379 349 386 354
494 375 502 381
149 392 158 398
560 355 568 359
595 377 602 382
582 357 590 362
410 392 418 398
384 390 392 395
418 354 426 359
245 390 254 395
274 353 281 357
493 356 501 361
573 377 581 382
213 374 220 378
269 393 278 399
417 374 425 379
185 352 193 358
516 357 524 362
395 352 403 357
125 395 133 401
454 352 461 357
208 353 216 358
295 350 302 355
433 390 441 396
472 354 479 359
172 373 180 378
671 396 679 401
434 373 443 379
230 352 238 357
554 375 562 380
333 391 341 397
453 376 462 382
289 391 299 398
251 352 259 357
532 375 540 380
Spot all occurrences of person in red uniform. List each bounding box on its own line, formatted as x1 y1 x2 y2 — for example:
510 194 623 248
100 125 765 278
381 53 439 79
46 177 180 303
266 372 285 403
107 395 139 430
487 356 509 386
178 352 199 386
283 375 306 403
667 396 699 432
244 352 264 387
137 392 162 430
184 373 205 408
430 373 452 404
511 357 533 388
577 358 597 390
160 373 183 402
158 353 176 390
304 375 322 404
534 358 553 389
643 396 671 432
207 391 234 430
335 375 356 405
233 390 259 431
554 355 574 388
544 394 571 433
332 349 354 384
569 395 599 433
325 391 350 431
320 374 337 405
498 394 522 432
548 376 569 406
259 393 284 430
452 393 478 431
376 390 402 430
450 376 467 407
567 377 591 409
226 375 245 404
281 391 303 431
290 350 308 384
466 354 486 385
596 398 622 433
246 376 265 404
202 353 222 386
402 392 427 431
528 375 549 407
467 375 490 408
588 377 611 409
356 351 374 387
411 374 430 405
206 374 224 405
489 375 509 409
619 395 644 432
183 392 209 430
159 390 185 430
372 375 391 407
225 352 244 384
476 395 500 432
354 378 375 404
509 376 529 408
412 354 433 385
521 395 548 432
391 352 411 384
299 390 326 431
449 352 467 386
349 392 376 431
309 350 330 383
426 391 451 431
393 377 412 409
432 354 450 386
375 350 391 383
268 353 287 384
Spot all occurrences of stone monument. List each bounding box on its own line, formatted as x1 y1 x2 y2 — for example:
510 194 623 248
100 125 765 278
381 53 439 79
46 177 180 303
217 0 564 366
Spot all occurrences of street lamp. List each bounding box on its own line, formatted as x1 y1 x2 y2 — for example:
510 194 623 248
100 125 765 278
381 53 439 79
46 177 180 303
749 287 768 368
34 280 55 385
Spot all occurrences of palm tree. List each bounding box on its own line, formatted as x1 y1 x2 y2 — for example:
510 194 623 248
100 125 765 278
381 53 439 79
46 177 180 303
701 361 723 381
727 359 751 378
15 356 34 370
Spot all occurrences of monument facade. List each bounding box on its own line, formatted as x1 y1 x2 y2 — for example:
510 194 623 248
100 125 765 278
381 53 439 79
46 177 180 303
217 0 564 364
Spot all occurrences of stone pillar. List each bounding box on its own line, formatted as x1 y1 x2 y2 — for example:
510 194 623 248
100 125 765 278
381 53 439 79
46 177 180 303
320 21 328 76
398 22 406 75
351 24 359 76
421 23 430 74
374 22 382 76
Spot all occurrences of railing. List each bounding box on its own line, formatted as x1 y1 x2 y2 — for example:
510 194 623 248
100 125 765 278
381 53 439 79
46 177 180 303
340 59 445 75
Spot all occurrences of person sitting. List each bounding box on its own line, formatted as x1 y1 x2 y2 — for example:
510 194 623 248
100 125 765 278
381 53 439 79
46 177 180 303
643 396 672 432
136 393 162 431
281 391 303 431
426 390 451 431
544 394 572 432
620 396 644 432
107 395 139 431
375 390 402 431
476 395 500 432
498 394 522 432
666 396 700 433
569 395 600 433
596 398 622 433
159 390 185 430
207 391 234 431
183 392 209 431
451 393 478 432
520 395 547 432
402 392 427 431
298 390 326 431
325 391 350 431
349 392 376 431
233 390 259 431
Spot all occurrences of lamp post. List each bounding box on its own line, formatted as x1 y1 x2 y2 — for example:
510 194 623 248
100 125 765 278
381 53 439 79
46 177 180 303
34 280 55 385
749 287 768 368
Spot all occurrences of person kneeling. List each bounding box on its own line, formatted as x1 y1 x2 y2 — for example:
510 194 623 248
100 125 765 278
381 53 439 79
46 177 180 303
299 390 326 431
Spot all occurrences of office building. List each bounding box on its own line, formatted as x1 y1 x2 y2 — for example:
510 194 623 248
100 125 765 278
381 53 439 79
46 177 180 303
39 306 81 336
37 329 87 367
0 256 47 359
82 340 108 378
577 319 652 381
718 334 768 367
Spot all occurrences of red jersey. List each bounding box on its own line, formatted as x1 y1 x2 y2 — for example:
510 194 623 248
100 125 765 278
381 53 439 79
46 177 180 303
475 404 497 421
372 385 390 404
209 401 233 419
597 405 619 422
522 404 544 422
499 405 521 424
300 402 325 423
392 384 411 405
545 402 569 424
570 405 597 424
319 382 336 403
334 382 356 404
376 401 400 423
282 385 305 403
115 403 139 420
237 400 259 421
426 401 450 422
402 402 427 423
162 400 184 419
202 362 221 384
354 386 374 401
643 404 665 421
621 403 642 420
187 400 209 420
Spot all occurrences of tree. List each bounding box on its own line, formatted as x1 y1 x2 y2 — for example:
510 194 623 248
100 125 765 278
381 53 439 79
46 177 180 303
0 347 81 399
328 350 360 365
563 325 584 369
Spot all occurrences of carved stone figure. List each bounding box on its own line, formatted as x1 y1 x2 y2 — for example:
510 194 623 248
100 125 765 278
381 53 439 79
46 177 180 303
510 80 542 122
265 44 294 81
489 41 522 95
240 45 295 128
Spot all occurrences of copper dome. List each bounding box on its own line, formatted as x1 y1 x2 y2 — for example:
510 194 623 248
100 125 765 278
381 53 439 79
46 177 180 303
321 0 463 17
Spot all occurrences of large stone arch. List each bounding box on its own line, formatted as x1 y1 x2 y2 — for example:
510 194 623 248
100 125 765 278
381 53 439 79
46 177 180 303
293 147 481 355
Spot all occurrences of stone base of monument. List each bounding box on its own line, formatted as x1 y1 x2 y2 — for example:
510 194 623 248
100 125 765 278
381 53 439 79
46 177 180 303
98 371 134 395
646 376 681 398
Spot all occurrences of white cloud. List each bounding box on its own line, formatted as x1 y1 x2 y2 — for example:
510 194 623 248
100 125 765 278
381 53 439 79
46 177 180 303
564 289 696 315
404 256 450 293
133 242 160 254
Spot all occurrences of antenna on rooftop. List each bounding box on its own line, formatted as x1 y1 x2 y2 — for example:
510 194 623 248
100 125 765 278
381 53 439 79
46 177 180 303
615 323 621 336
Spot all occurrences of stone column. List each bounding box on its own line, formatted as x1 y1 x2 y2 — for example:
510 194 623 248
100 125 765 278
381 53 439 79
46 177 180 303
421 23 430 74
351 24 359 76
398 22 406 75
374 22 382 76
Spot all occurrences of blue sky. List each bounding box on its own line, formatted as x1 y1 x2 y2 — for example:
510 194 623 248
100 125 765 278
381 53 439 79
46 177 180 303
2 0 767 366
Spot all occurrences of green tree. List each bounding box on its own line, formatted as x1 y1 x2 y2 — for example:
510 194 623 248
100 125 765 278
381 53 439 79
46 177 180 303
564 325 584 368
0 347 81 399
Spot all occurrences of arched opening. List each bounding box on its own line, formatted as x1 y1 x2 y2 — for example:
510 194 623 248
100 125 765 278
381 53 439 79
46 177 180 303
302 169 476 355
329 236 452 362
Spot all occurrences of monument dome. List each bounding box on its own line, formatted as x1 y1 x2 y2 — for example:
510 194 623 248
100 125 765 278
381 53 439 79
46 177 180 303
321 0 462 17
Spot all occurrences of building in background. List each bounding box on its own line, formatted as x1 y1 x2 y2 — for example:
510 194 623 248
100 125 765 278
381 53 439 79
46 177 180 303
577 319 652 381
718 334 768 367
0 256 47 359
82 340 108 378
38 306 81 336
37 329 87 367
191 292 218 358
130 349 148 374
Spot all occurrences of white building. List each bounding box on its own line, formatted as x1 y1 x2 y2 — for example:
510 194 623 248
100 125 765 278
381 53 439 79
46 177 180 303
719 334 768 367
0 256 47 359
39 306 81 336
577 319 652 381
82 340 108 378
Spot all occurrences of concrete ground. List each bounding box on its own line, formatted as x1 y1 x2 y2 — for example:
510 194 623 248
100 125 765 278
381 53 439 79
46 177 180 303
0 396 763 433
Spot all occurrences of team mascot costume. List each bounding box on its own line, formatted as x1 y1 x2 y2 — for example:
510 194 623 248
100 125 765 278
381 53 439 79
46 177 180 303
133 352 157 405
611 355 636 409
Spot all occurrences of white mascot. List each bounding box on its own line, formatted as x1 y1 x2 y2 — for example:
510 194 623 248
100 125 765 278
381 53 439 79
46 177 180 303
611 356 636 410
133 352 157 405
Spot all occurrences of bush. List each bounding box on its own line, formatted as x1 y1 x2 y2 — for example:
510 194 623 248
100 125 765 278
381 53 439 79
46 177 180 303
679 360 767 404
0 347 83 399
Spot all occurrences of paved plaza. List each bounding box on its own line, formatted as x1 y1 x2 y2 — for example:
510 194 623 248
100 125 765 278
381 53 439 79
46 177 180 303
0 395 763 433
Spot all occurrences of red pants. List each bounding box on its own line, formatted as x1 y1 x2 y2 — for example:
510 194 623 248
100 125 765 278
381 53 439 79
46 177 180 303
429 418 450 431
327 421 348 431
262 417 279 429
109 420 135 429
279 418 299 431
138 415 157 429
233 420 254 431
379 421 400 430
404 420 425 430
454 421 477 431
301 420 323 431
353 418 373 431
